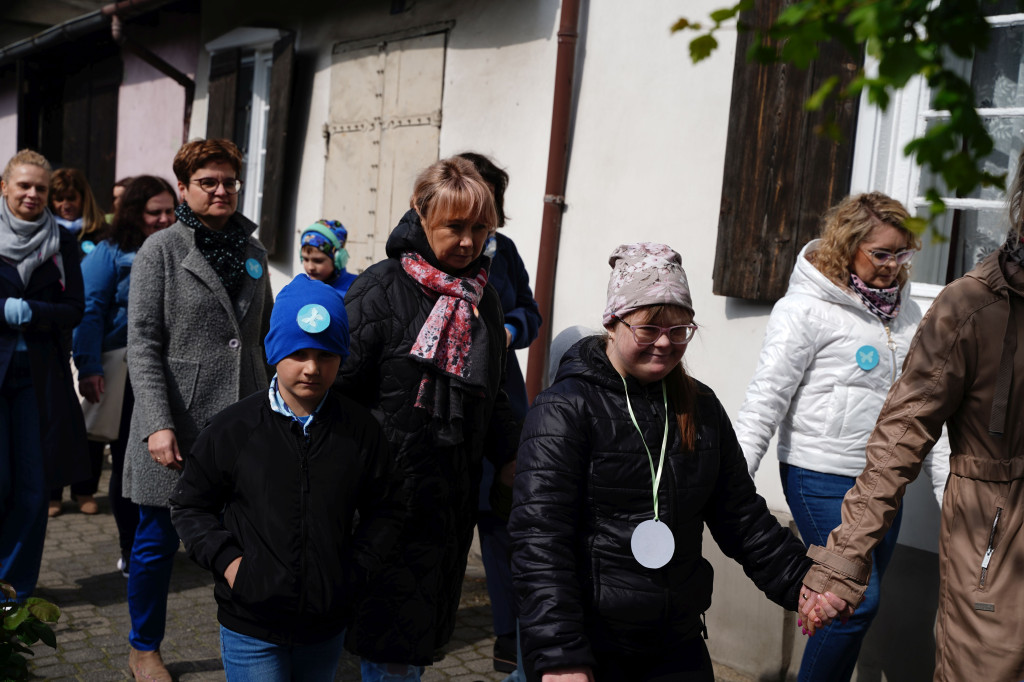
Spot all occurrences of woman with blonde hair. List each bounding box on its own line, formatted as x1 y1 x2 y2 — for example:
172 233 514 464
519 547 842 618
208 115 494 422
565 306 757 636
338 156 518 681
49 167 108 256
0 149 88 599
735 192 949 681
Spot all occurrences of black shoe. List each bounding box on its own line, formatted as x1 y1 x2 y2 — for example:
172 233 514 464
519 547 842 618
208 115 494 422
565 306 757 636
117 555 130 578
493 632 517 673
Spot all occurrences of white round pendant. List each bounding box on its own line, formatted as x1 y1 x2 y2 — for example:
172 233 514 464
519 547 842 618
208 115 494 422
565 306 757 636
631 519 675 569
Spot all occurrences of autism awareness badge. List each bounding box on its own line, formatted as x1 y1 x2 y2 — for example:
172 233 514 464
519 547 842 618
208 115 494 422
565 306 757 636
856 345 880 371
245 258 263 279
297 304 331 333
82 240 96 254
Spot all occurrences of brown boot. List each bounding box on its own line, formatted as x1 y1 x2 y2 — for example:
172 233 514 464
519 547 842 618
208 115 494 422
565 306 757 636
128 647 171 682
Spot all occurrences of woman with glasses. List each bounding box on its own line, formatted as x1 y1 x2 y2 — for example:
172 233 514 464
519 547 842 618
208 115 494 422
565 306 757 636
123 139 273 682
508 242 840 682
735 192 949 682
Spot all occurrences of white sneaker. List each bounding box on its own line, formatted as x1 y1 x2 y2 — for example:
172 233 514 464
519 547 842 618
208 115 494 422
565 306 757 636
117 557 129 578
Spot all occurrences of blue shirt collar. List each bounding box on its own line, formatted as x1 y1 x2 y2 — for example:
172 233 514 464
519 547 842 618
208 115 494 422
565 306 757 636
268 374 328 435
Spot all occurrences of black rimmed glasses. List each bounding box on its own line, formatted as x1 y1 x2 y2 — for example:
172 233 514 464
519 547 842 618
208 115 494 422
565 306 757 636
191 177 243 195
615 317 698 346
861 248 915 267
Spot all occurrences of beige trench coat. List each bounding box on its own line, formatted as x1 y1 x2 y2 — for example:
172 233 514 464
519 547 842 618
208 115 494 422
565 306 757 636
804 250 1024 682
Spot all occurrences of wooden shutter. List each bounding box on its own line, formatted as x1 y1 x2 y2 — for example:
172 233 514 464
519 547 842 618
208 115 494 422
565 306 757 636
206 48 239 140
257 33 295 254
323 31 445 273
713 0 860 303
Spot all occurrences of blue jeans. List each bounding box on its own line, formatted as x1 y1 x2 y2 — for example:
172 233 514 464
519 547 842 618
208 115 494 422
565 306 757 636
127 505 180 650
780 463 903 682
220 625 345 681
0 352 47 600
360 660 425 681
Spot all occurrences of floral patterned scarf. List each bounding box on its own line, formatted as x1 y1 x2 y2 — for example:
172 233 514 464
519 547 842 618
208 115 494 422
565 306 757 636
401 251 490 445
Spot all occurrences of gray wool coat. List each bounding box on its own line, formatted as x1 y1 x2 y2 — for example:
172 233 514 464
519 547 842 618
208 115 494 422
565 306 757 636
124 219 273 508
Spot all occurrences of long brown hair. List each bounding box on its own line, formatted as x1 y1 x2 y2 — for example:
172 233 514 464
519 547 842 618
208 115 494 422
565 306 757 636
613 305 698 451
49 168 108 242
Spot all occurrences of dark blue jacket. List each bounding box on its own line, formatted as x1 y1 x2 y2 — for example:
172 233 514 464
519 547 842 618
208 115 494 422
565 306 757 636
0 226 90 488
72 240 135 376
489 232 541 419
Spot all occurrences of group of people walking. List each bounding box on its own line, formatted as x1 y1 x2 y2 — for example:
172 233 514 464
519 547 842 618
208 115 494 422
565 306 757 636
1 135 1023 682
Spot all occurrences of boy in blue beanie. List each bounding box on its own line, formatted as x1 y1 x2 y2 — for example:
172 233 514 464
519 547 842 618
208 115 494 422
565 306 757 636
300 219 359 297
169 274 400 681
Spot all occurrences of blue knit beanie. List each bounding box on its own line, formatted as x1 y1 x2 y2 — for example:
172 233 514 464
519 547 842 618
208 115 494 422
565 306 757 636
265 274 350 365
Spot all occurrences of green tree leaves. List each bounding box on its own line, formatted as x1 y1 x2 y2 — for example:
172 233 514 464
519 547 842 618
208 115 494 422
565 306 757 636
674 0 1024 227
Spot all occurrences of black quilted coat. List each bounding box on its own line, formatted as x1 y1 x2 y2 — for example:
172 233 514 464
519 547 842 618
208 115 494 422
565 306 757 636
509 336 811 679
337 210 517 665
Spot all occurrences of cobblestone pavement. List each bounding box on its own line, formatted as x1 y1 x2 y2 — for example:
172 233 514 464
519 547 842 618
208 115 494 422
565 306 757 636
29 462 750 682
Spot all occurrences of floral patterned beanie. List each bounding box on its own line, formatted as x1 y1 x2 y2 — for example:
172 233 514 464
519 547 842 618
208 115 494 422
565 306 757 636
602 242 694 327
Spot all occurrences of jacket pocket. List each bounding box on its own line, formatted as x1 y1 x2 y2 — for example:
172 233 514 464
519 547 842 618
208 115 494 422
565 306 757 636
166 357 199 415
823 385 847 439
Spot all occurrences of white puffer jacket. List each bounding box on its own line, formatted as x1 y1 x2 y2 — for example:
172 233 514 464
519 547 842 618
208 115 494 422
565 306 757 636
736 240 949 505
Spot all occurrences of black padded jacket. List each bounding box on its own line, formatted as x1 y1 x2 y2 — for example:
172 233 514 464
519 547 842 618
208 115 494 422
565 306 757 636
336 210 519 665
509 336 811 679
169 389 398 646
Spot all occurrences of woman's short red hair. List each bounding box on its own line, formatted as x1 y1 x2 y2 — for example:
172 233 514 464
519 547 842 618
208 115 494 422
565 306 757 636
172 138 243 183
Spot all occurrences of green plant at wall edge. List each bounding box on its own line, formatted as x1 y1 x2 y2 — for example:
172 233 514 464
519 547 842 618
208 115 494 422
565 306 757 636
0 580 59 681
675 0 1024 235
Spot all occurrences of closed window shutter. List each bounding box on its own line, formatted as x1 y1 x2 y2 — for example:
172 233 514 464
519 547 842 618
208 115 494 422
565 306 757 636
206 48 239 140
713 0 860 303
257 34 295 254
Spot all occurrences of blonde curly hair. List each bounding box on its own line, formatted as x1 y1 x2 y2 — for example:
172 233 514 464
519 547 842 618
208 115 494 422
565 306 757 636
808 192 920 290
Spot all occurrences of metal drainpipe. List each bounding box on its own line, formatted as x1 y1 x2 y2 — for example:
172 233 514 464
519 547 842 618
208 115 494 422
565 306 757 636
525 0 582 402
106 2 195 143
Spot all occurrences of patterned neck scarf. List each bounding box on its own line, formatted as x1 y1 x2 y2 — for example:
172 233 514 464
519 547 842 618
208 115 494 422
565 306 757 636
176 202 248 300
850 272 901 322
1002 230 1024 267
400 251 490 446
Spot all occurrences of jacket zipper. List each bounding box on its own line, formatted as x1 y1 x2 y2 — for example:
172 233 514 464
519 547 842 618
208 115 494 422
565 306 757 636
297 426 311 617
884 324 897 384
979 507 1002 588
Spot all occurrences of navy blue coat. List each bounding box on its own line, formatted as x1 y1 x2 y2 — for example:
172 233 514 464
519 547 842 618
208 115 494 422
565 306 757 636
0 226 89 488
489 232 541 420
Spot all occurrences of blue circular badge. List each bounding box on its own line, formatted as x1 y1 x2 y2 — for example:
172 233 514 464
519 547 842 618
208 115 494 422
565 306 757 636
297 304 331 333
81 240 96 254
856 345 880 371
245 258 263 279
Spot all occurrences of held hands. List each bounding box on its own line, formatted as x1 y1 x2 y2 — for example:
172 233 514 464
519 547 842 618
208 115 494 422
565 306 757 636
224 557 242 589
542 667 595 682
797 584 855 636
147 429 182 471
79 375 105 404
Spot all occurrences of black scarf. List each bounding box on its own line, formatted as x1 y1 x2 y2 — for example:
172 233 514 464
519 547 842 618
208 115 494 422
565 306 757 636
175 203 248 300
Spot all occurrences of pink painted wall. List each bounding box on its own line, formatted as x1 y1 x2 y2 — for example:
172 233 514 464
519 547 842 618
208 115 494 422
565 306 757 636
0 70 18 166
115 9 200 188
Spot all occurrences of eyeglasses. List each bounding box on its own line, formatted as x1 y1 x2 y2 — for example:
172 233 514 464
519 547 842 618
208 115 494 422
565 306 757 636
861 248 915 267
191 177 243 195
615 318 698 346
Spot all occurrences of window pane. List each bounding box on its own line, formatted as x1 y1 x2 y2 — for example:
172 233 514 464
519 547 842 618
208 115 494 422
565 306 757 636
917 115 1024 201
982 0 1024 17
972 24 1024 108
